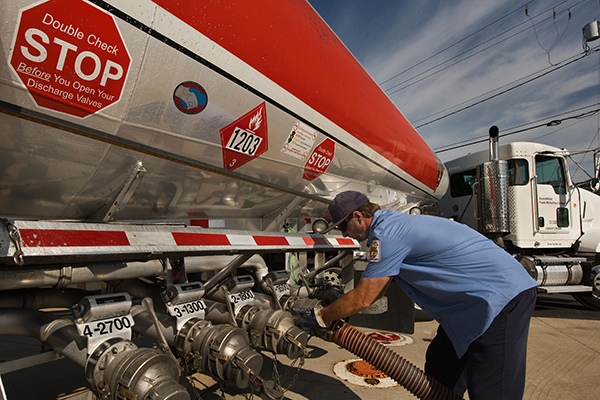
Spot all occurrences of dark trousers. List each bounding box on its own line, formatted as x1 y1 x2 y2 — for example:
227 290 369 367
424 287 537 400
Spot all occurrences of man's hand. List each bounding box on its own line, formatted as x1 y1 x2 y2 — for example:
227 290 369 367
291 302 330 334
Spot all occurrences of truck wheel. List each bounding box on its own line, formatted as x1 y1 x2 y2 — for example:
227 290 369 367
572 265 600 311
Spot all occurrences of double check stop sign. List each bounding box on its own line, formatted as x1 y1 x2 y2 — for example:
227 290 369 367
10 0 131 118
303 138 336 181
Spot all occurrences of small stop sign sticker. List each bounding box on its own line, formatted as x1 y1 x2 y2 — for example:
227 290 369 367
303 138 336 181
9 0 131 118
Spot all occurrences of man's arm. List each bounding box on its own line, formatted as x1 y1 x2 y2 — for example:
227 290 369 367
320 276 392 323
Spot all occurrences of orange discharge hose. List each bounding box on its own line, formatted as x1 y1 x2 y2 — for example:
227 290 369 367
327 321 462 400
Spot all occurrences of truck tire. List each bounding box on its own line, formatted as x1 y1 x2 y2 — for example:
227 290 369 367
572 265 600 311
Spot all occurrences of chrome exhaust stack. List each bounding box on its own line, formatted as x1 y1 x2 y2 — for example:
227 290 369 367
477 126 510 240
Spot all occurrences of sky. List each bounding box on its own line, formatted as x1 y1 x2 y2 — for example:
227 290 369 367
307 0 600 183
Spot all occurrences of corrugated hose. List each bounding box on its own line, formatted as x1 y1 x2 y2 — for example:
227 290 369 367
327 320 462 400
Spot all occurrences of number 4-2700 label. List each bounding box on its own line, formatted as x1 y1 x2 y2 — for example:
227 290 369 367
76 314 134 353
226 127 263 156
77 315 133 338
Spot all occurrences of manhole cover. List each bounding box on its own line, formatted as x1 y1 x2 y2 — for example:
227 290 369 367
367 331 413 346
333 359 398 388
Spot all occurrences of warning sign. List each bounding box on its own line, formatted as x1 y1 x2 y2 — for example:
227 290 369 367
303 138 335 181
220 102 269 171
9 0 131 118
281 121 318 160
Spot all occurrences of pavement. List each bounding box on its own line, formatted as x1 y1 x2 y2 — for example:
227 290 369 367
1 293 599 400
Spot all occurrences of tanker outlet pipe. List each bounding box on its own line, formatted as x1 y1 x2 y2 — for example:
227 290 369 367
0 308 88 367
87 339 189 400
203 299 308 359
0 308 188 400
328 321 462 400
0 288 89 309
130 303 264 390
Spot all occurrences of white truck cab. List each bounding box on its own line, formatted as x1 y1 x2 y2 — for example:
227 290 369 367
440 138 600 310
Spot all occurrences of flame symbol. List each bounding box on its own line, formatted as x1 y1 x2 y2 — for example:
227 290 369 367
248 111 262 132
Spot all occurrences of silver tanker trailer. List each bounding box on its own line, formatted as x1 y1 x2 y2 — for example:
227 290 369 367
0 0 448 399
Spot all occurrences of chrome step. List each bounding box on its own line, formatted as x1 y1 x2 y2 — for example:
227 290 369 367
538 285 592 294
534 256 587 265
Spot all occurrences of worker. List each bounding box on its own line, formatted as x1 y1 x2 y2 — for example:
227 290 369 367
294 190 538 400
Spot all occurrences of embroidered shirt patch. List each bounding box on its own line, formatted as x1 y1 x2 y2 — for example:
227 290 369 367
369 240 381 262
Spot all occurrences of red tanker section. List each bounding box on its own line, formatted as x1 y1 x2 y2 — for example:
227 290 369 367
1 0 447 225
0 2 451 397
152 0 440 191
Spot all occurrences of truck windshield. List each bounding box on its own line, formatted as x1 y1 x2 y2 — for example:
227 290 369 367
535 155 567 194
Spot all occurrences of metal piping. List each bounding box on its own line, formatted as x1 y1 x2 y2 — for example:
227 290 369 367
107 278 166 312
130 304 180 345
203 298 308 359
203 253 254 293
0 288 89 309
186 254 270 292
0 308 188 400
0 308 88 367
0 255 270 293
130 304 264 390
489 125 499 161
304 250 351 280
0 260 163 291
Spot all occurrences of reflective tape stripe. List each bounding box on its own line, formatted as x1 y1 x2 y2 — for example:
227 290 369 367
253 236 289 246
172 232 231 246
20 229 129 247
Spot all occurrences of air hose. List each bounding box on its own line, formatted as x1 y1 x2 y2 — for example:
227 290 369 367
327 321 462 400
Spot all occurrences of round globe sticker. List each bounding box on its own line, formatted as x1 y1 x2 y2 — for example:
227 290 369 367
173 81 208 114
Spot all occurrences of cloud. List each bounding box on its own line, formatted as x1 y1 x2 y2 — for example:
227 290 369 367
308 0 600 181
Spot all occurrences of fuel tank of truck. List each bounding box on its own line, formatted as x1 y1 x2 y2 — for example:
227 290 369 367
0 0 447 228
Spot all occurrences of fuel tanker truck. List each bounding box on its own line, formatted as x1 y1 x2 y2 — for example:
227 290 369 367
0 0 449 399
439 127 600 311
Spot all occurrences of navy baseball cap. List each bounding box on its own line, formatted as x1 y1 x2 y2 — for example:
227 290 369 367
323 191 369 233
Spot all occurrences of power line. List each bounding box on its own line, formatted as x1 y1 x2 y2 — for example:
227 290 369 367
526 2 572 65
378 0 539 87
415 47 598 129
433 103 600 153
385 21 538 95
383 1 572 94
381 0 583 94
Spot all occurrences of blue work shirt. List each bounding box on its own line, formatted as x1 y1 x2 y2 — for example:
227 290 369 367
362 209 538 358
